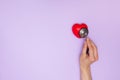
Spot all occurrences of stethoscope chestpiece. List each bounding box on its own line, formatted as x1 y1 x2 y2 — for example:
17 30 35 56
72 23 89 38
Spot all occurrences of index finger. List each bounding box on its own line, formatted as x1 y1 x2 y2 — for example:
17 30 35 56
90 39 99 60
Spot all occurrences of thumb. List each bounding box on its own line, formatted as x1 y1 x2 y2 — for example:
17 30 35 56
82 40 87 56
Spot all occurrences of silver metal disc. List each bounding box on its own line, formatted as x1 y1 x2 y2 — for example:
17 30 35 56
79 28 89 38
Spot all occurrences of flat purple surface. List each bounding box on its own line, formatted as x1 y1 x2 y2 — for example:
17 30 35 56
0 0 120 80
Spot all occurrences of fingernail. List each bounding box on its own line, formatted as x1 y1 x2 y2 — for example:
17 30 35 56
87 37 89 41
84 41 86 45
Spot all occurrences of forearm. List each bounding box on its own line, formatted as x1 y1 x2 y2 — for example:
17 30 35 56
80 67 92 80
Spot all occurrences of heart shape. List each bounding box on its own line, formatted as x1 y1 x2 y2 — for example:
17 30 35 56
72 23 88 38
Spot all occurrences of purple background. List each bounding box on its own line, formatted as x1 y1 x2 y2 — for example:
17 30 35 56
0 0 120 80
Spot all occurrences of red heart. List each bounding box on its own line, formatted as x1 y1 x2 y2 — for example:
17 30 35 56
72 23 88 38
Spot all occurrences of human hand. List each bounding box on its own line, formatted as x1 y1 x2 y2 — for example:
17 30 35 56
80 37 99 69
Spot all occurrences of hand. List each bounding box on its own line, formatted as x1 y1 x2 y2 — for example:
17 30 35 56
80 37 99 69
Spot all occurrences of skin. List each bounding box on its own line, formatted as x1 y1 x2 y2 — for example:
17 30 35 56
80 37 99 80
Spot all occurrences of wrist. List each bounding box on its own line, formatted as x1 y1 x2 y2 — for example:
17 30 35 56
80 66 92 80
80 65 91 71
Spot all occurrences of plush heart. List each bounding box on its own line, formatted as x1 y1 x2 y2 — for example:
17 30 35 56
72 23 88 38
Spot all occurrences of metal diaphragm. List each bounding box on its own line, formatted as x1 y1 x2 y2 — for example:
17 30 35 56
79 28 89 38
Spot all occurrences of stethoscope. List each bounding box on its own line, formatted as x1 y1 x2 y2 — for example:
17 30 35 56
72 23 89 55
